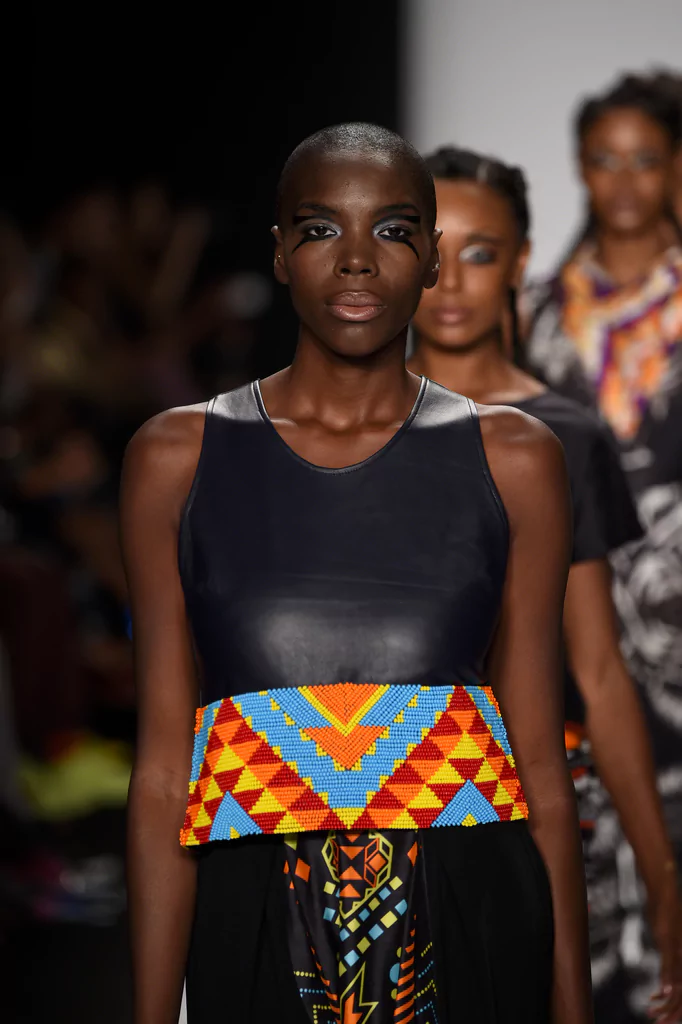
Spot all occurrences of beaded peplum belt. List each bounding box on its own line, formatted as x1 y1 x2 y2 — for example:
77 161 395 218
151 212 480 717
180 682 528 845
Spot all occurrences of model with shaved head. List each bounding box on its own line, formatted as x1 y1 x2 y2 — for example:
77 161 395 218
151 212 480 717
122 124 591 1023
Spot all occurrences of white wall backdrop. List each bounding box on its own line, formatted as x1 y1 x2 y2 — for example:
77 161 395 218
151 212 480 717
403 0 682 275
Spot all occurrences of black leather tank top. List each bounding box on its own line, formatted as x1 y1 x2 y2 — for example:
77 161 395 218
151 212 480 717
179 378 528 845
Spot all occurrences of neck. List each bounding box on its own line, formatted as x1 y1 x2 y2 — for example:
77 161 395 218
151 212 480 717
271 325 418 428
409 332 539 404
594 222 670 286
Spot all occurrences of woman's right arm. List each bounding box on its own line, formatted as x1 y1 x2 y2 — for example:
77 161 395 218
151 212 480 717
120 405 207 1024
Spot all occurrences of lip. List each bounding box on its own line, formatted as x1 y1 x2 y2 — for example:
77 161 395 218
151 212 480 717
431 306 472 325
326 291 386 322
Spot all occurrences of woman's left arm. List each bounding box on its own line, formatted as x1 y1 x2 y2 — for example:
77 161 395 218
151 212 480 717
481 406 592 1024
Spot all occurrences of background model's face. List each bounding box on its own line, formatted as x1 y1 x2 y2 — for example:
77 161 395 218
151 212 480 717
275 152 439 359
580 108 676 237
413 179 525 352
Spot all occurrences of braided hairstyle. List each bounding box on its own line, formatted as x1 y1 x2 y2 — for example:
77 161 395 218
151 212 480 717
424 146 530 368
647 69 682 125
577 72 682 148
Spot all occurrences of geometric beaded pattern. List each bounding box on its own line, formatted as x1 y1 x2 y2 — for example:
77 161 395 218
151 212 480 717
179 683 528 846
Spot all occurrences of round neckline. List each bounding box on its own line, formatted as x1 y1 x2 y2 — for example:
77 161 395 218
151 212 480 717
504 389 549 411
252 376 428 474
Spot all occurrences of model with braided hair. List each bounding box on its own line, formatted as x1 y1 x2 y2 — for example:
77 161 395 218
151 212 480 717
523 73 682 1021
410 142 682 1023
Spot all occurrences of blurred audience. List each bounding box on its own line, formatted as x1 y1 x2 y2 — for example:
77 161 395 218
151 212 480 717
0 179 269 994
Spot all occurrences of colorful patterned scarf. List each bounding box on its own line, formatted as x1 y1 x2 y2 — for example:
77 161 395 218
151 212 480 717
561 246 682 439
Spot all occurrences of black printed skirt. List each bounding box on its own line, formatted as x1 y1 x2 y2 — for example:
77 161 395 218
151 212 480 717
185 821 553 1023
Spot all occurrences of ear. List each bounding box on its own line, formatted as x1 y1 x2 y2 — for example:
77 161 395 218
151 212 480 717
511 239 531 290
423 227 443 290
271 225 289 284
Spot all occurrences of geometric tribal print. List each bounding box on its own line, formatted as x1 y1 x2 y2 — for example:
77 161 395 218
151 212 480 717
180 683 528 846
283 831 438 1023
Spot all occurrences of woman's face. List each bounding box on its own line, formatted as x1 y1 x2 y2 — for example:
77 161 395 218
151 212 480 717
412 179 527 352
580 108 676 235
273 152 440 359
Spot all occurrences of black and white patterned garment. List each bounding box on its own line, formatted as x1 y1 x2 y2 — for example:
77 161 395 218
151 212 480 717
525 276 682 1023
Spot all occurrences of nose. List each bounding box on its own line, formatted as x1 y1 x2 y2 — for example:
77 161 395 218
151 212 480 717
614 162 636 182
438 253 462 293
333 229 378 278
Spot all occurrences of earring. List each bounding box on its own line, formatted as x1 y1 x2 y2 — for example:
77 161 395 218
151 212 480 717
433 262 440 271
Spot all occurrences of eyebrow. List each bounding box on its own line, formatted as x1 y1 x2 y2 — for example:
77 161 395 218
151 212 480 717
292 201 423 225
292 203 338 223
464 231 505 244
375 203 422 219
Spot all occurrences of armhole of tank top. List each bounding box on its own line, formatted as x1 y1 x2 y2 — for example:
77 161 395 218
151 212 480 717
465 396 511 540
177 396 216 583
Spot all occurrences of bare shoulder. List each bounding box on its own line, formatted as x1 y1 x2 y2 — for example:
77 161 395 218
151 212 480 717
121 402 209 523
475 403 570 529
124 403 208 471
476 402 564 467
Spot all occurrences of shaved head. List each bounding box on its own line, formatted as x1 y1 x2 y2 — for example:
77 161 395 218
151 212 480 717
276 122 437 230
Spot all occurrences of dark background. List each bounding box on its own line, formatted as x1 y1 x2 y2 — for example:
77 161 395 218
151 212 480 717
1 7 402 1022
6 7 401 376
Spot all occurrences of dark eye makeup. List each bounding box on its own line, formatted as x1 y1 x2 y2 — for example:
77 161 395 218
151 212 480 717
459 244 497 265
290 218 337 251
376 217 420 257
289 210 422 257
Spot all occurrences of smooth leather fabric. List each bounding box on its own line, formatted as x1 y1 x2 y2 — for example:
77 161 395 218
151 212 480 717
179 378 508 704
